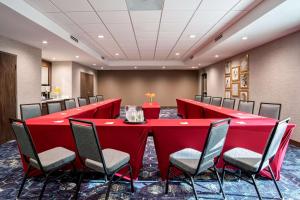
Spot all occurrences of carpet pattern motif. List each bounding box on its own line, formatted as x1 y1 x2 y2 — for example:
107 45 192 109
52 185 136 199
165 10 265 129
0 108 300 199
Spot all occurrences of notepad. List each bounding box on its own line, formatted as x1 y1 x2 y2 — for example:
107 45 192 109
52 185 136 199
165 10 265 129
236 121 246 125
53 120 64 123
104 122 114 125
180 122 189 125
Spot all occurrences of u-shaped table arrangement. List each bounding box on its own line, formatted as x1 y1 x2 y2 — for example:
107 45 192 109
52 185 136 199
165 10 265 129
25 98 295 180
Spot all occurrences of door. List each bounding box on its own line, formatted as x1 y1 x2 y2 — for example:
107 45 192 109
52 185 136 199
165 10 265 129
0 51 17 144
80 72 94 98
201 73 207 96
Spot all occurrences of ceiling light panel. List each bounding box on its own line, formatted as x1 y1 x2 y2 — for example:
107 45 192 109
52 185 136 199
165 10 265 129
126 0 164 11
51 0 93 12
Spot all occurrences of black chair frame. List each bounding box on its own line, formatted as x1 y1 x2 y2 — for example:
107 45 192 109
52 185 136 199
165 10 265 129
202 96 212 104
165 118 231 200
20 103 42 120
195 95 202 102
221 118 290 200
64 98 76 109
46 101 62 114
9 118 75 200
96 95 104 102
77 97 88 107
69 118 134 200
258 102 282 120
211 97 223 106
238 100 255 114
222 98 236 109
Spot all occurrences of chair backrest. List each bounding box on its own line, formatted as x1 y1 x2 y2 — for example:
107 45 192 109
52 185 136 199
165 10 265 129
20 103 42 120
202 96 212 104
47 102 62 114
69 119 108 174
211 97 222 106
238 100 255 114
195 118 231 175
195 95 202 102
9 119 43 169
258 102 281 120
258 118 290 172
65 98 76 110
222 98 236 109
78 97 88 107
89 96 97 104
96 95 104 102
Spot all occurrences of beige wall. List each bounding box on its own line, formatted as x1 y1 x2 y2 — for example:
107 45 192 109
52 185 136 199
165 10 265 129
97 70 198 106
0 35 41 117
200 30 300 142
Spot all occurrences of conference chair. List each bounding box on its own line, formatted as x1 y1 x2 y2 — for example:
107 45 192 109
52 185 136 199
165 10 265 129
222 98 236 109
69 119 134 200
46 102 62 114
96 95 104 102
238 100 255 114
65 98 76 110
10 118 76 199
20 103 42 120
89 96 97 104
77 97 88 107
195 95 202 102
211 97 222 106
165 118 231 200
221 118 290 200
258 102 281 120
202 96 212 104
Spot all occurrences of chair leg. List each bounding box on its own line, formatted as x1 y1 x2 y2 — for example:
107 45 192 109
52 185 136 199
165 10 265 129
250 174 262 200
165 164 172 194
214 166 226 199
39 174 51 200
128 164 135 193
74 172 83 200
105 176 114 200
17 165 31 198
189 176 198 200
220 163 226 193
268 165 283 199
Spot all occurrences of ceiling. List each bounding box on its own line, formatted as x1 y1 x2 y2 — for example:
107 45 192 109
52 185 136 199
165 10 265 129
0 0 300 70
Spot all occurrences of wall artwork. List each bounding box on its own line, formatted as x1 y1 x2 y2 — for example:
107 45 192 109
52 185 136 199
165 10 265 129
225 61 231 74
225 90 231 98
231 83 239 97
225 76 231 89
231 66 240 82
240 73 249 89
240 91 248 101
240 54 249 72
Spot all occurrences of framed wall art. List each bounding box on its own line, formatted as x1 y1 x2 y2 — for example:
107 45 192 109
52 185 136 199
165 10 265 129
231 83 239 97
225 61 231 74
231 66 240 82
240 54 249 72
240 90 249 101
225 76 231 89
225 90 231 98
240 73 249 89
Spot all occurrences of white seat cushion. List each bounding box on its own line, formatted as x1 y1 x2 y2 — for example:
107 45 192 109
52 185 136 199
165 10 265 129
30 147 75 172
85 148 130 174
223 147 269 172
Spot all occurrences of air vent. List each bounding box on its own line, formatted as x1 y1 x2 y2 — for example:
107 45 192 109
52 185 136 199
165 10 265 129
70 35 78 43
214 34 223 42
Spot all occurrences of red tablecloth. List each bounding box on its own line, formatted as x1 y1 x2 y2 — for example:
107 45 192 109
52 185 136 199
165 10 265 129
150 118 295 180
142 102 160 119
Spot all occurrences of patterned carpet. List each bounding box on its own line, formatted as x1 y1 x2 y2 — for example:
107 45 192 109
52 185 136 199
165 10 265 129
0 108 300 199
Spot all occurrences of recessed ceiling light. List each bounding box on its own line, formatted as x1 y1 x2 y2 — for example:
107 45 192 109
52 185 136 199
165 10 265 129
215 54 219 58
92 63 96 66
198 63 202 66
189 34 196 39
100 67 104 70
75 55 79 58
175 52 180 56
52 57 56 60
98 35 104 39
134 66 138 69
162 66 166 69
115 53 119 56
42 40 48 44
242 36 248 40
191 66 198 69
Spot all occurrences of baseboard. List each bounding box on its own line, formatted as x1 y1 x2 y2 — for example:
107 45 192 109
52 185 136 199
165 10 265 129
290 139 300 147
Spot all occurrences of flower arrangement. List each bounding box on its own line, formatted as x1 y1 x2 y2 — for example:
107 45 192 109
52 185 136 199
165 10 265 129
145 92 156 103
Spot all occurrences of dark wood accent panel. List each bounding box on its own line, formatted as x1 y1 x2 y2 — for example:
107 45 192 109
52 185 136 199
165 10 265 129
0 51 17 144
80 72 94 98
290 139 300 147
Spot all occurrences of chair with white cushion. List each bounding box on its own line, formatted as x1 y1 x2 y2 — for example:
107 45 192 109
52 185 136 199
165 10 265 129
221 118 290 200
9 118 76 199
202 96 212 104
238 100 255 114
258 102 281 120
77 97 88 107
69 118 134 200
165 118 231 200
20 103 42 120
65 98 76 110
195 95 202 102
46 102 62 114
211 97 222 106
222 98 236 109
89 96 97 104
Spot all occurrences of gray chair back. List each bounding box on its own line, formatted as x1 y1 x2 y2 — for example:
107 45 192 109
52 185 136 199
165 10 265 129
89 96 97 104
258 103 281 120
69 119 108 174
195 95 202 102
238 100 255 114
20 103 41 120
78 97 88 107
211 97 222 106
196 118 231 175
65 99 76 110
259 118 289 172
47 102 62 114
202 96 211 104
222 98 235 109
96 95 104 102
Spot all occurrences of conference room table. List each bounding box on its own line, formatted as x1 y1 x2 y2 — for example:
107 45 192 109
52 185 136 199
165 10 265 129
142 102 160 119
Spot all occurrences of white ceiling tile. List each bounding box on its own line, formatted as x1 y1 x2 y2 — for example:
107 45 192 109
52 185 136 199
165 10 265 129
133 23 159 32
98 11 131 24
135 32 157 40
130 10 161 24
162 10 193 23
138 40 156 50
164 0 201 10
66 12 100 24
160 22 186 32
51 0 93 12
80 23 108 34
198 0 240 11
89 0 127 11
25 0 59 12
45 12 74 25
158 32 181 40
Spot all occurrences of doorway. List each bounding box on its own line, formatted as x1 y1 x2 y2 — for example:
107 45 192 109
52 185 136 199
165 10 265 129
80 72 94 98
201 73 207 96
